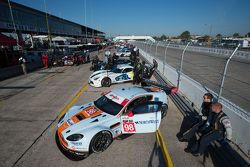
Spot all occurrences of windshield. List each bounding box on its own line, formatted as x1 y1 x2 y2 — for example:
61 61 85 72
94 96 123 116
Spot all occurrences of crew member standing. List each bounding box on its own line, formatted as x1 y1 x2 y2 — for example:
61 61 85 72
104 49 111 64
19 55 27 75
42 52 49 68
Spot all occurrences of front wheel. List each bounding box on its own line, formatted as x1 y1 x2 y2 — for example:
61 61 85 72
90 131 113 153
161 104 168 119
101 77 111 87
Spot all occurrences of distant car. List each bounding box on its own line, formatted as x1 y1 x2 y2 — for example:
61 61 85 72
115 48 131 57
73 51 90 64
114 59 132 66
56 86 176 159
90 58 133 71
62 55 74 66
89 64 134 87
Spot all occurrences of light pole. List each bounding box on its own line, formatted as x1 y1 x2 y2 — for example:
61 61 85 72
7 0 20 50
44 0 52 50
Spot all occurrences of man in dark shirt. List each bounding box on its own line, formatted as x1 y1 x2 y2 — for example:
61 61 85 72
186 102 232 156
179 93 213 142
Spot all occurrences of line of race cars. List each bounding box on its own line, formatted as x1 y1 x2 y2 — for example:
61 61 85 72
52 50 90 66
56 44 178 160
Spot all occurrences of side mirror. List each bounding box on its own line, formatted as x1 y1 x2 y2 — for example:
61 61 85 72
127 111 134 117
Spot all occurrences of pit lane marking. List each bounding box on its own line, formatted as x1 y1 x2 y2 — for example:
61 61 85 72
58 83 89 118
156 129 174 167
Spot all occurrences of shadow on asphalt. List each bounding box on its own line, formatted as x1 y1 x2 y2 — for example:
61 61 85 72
55 132 89 161
116 134 134 140
0 86 35 89
177 112 250 167
148 141 165 167
55 133 135 161
37 71 64 74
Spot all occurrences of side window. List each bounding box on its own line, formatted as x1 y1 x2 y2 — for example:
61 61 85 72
123 68 133 73
125 96 152 113
132 103 161 114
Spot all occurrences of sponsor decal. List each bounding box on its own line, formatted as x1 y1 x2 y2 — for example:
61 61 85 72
123 122 136 132
123 119 136 132
135 120 159 124
67 119 74 125
85 107 98 115
71 141 82 146
115 74 130 81
109 94 120 100
106 92 127 105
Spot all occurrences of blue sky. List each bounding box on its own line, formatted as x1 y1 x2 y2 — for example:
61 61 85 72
12 0 250 37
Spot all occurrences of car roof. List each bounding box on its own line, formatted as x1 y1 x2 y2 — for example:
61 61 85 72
116 64 133 69
110 87 148 100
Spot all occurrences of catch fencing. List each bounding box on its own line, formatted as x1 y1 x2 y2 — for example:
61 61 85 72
132 41 250 156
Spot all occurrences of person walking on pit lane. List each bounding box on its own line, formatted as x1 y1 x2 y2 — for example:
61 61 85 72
18 55 27 75
185 102 232 156
104 49 111 64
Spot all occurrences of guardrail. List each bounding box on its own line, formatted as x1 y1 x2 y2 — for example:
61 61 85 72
132 41 250 157
157 41 250 60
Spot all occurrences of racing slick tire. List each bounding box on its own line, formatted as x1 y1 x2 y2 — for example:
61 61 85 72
161 104 168 119
90 131 113 153
101 77 111 87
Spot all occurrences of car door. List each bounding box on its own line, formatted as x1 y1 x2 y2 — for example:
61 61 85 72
114 68 132 83
121 102 162 134
121 68 133 81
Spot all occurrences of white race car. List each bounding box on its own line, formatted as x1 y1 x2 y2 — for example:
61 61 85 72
115 48 131 57
56 86 177 159
89 64 134 87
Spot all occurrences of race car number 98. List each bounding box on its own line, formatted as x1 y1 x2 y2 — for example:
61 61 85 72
123 122 136 132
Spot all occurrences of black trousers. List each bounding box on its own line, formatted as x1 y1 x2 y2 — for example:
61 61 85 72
182 120 204 141
197 130 224 154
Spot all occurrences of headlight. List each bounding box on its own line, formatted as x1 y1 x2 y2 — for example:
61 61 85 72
94 77 100 80
66 134 84 141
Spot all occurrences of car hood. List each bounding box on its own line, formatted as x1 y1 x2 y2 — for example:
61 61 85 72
57 103 114 135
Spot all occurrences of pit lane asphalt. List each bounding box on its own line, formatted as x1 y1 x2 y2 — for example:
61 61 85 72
0 50 166 167
0 49 224 167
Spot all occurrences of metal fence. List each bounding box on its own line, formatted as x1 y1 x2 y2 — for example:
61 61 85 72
157 41 250 60
132 41 250 156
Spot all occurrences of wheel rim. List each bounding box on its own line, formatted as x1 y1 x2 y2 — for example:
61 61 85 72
103 79 110 87
93 133 111 152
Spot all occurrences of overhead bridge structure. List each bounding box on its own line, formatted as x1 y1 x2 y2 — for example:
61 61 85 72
113 35 156 42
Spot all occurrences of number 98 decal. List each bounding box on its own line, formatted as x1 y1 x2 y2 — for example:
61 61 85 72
123 122 136 132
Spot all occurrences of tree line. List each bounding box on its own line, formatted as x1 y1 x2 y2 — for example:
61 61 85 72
153 31 250 41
